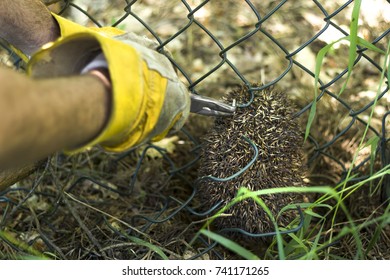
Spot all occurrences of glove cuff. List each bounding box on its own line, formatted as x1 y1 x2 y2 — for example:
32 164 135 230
27 15 174 153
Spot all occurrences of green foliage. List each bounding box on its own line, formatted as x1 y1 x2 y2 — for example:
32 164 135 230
305 0 386 140
0 230 50 260
196 23 390 258
199 229 260 260
117 230 169 260
196 164 389 259
128 235 169 260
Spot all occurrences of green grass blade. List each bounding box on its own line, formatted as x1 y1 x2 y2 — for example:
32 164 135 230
307 37 348 140
337 0 361 96
364 135 380 185
285 233 308 256
305 96 317 141
305 223 324 260
304 209 324 219
348 0 361 71
385 40 390 93
251 195 286 260
356 37 386 54
0 230 50 259
200 229 260 260
127 236 169 260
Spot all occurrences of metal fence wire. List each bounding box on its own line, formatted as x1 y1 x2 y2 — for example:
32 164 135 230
0 0 389 259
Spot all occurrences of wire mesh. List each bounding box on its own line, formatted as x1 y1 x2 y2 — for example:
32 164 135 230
0 0 389 259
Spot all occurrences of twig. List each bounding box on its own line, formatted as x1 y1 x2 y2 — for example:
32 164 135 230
60 191 108 259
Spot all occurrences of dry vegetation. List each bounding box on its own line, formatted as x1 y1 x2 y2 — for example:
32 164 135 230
0 0 389 259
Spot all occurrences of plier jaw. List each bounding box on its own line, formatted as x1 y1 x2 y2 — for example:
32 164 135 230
190 94 236 116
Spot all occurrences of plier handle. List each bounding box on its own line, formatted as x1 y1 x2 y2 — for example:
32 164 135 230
190 93 236 116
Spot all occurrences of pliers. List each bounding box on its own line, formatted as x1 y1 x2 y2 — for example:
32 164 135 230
190 93 236 116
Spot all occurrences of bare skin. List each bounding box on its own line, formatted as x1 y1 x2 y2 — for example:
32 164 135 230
0 68 110 169
0 1 111 177
0 0 60 55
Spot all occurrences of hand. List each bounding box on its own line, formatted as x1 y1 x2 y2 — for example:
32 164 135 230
0 0 60 57
27 15 190 153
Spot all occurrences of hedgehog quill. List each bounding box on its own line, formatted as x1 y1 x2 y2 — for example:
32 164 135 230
198 85 307 236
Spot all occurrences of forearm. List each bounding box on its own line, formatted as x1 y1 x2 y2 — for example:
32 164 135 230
0 0 60 55
0 68 110 169
0 161 44 191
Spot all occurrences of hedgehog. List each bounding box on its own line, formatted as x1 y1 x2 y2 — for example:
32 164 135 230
197 85 306 237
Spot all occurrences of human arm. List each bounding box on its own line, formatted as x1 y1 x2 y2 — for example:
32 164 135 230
0 9 190 182
0 0 60 56
0 0 110 184
0 1 109 168
0 67 110 169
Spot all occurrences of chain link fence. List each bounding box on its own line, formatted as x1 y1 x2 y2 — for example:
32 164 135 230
0 0 389 259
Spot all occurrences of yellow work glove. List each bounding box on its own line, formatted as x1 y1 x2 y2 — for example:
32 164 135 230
27 14 190 153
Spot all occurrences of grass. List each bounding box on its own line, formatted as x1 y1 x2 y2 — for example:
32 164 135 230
197 0 390 259
0 230 50 260
305 0 386 141
199 84 390 259
197 165 390 259
199 229 260 260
